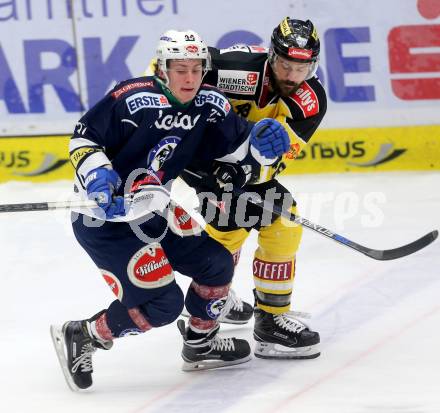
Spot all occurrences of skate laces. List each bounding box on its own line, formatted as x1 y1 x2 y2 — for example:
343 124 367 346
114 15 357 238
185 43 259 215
209 335 235 352
274 312 308 334
226 289 244 311
71 342 96 373
218 290 238 319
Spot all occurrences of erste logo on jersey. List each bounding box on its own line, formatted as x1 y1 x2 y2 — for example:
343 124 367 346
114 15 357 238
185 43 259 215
127 244 174 289
216 70 260 95
290 81 319 117
126 92 171 114
112 81 154 99
147 136 181 171
194 90 231 114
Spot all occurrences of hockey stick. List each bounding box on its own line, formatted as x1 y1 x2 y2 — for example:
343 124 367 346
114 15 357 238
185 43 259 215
2 175 437 260
0 199 98 213
181 169 438 261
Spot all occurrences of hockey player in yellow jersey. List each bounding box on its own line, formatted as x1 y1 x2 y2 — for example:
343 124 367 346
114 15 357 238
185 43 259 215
180 17 327 359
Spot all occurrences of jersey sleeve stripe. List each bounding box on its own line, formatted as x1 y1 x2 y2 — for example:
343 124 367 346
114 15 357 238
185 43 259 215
69 137 101 151
76 151 111 180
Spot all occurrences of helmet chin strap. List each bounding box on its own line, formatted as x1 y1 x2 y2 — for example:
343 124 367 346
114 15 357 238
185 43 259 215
155 74 174 99
305 58 319 80
157 60 170 86
155 61 210 105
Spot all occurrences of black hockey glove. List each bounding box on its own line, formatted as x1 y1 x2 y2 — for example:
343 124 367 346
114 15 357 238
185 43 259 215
213 162 250 188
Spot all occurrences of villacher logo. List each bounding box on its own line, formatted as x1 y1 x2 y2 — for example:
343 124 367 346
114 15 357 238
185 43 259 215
128 244 175 289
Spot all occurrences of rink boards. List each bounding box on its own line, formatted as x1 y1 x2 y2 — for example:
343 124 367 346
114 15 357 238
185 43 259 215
1 124 439 183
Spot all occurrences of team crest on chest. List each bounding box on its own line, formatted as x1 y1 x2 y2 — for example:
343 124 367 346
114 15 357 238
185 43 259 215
147 136 181 171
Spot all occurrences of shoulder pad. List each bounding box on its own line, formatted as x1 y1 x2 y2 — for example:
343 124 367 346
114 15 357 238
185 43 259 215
194 87 231 115
111 77 156 99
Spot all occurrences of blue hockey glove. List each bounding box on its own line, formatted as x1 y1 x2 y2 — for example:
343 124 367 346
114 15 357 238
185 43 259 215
85 167 125 219
250 118 290 163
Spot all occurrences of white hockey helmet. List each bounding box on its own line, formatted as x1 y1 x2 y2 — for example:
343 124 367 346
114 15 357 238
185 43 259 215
156 30 211 83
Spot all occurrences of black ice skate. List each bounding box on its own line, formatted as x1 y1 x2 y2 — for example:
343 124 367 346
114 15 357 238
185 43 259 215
50 317 112 391
218 289 253 324
253 308 320 359
181 289 253 324
177 319 251 371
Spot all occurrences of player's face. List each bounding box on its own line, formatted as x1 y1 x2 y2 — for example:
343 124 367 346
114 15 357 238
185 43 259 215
272 56 312 96
166 59 204 103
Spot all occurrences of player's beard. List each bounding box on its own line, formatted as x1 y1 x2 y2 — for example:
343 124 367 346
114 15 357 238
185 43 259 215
273 79 301 97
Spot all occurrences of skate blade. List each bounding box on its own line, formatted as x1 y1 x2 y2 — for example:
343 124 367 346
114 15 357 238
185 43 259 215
216 316 250 325
182 355 251 372
254 341 320 360
50 325 81 392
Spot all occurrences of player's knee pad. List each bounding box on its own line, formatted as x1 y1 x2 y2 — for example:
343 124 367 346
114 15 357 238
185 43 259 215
258 206 303 257
104 299 155 338
185 281 230 320
104 283 184 336
138 282 184 327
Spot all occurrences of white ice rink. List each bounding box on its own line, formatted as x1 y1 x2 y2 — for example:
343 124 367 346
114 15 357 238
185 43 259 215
1 172 439 413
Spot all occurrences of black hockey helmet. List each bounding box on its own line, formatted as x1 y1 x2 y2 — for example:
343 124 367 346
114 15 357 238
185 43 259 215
270 17 320 63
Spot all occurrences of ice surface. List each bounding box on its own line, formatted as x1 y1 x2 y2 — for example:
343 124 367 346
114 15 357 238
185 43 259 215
1 172 439 413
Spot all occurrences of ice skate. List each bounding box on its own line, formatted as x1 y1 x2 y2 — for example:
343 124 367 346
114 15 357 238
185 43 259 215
181 289 253 325
50 318 112 391
177 319 251 371
253 308 320 359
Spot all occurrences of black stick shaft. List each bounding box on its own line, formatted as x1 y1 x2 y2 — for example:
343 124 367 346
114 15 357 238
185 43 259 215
182 169 438 261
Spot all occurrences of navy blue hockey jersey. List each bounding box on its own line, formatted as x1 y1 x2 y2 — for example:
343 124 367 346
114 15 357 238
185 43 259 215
69 76 257 220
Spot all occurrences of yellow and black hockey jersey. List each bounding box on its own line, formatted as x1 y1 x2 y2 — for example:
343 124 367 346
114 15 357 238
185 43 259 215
203 45 327 183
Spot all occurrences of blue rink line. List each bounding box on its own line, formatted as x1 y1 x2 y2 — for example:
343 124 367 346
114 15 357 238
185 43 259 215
141 253 439 413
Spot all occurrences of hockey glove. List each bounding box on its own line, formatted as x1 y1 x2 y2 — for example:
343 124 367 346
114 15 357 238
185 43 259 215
85 167 125 219
250 118 290 165
213 162 250 188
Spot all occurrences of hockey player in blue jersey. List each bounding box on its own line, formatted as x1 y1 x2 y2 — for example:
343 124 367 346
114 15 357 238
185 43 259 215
50 29 291 391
